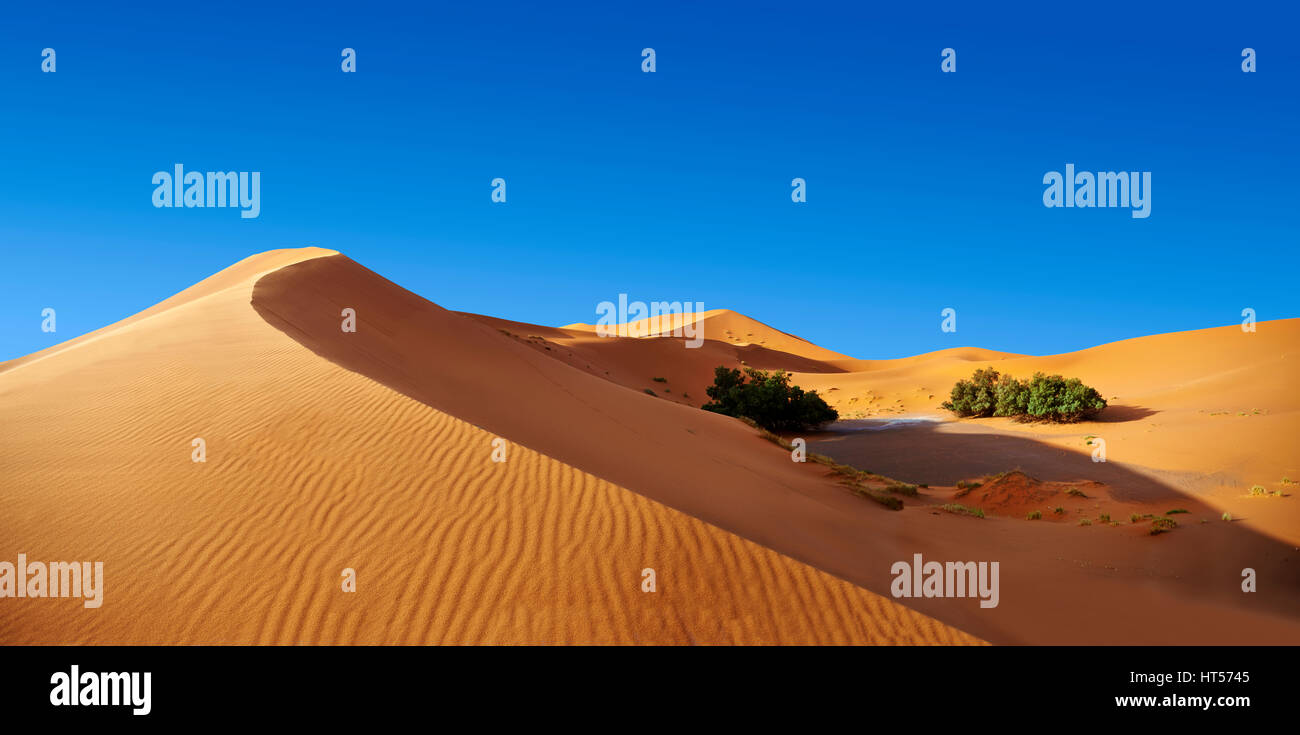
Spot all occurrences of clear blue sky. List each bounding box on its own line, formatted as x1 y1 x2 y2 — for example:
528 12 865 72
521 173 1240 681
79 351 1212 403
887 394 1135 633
1 1 1295 361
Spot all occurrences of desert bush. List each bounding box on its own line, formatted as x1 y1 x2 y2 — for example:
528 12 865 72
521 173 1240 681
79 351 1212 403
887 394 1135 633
849 484 903 510
1150 516 1178 535
1026 510 1042 520
940 367 1001 417
942 369 1105 422
941 503 985 518
884 482 919 496
702 366 838 432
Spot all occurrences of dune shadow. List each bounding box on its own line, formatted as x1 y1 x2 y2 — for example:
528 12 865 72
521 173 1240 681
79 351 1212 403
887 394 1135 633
1094 404 1159 423
810 421 1176 500
805 419 1300 627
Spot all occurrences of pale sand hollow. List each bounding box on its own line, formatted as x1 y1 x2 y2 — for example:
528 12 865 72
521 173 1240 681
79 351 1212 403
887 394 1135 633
0 248 976 644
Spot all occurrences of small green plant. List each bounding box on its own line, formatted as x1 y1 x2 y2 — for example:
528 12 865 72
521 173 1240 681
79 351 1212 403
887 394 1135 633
643 388 657 396
1026 510 1042 520
1053 506 1066 515
1066 487 1088 498
1130 513 1141 523
1078 518 1092 526
1097 513 1110 523
848 484 903 510
884 482 919 496
1250 485 1267 496
1150 516 1178 535
1166 509 1189 515
941 503 985 518
1221 512 1232 521
652 376 667 383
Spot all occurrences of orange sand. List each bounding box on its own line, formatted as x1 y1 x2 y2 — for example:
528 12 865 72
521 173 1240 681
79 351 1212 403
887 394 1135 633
0 249 974 644
3 248 1297 645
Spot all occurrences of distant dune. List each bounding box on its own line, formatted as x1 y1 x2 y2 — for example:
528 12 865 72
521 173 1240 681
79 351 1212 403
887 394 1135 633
2 248 1297 645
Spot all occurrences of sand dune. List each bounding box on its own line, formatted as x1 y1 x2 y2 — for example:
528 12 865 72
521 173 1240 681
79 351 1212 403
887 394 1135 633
0 249 974 644
3 248 1297 645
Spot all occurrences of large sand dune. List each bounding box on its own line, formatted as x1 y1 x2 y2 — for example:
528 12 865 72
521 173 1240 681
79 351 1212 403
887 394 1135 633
3 248 1297 645
0 249 973 644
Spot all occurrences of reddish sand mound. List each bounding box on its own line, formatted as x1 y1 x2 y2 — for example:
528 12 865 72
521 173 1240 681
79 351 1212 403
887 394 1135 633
953 471 1109 518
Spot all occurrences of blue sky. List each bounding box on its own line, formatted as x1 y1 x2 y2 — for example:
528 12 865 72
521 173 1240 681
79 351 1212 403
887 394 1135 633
1 1 1295 361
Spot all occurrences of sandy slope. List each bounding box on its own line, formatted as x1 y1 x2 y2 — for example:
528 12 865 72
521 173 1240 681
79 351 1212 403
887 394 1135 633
4 248 1297 645
0 249 974 644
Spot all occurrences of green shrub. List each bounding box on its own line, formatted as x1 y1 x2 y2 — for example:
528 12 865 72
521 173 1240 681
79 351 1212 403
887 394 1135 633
884 482 919 496
1066 487 1088 497
1250 485 1267 496
1053 506 1066 515
1221 512 1232 521
702 366 838 432
643 388 657 396
652 376 667 383
940 367 1000 417
1078 518 1092 526
1130 514 1141 523
1026 510 1042 520
1150 516 1178 535
940 503 985 518
848 484 903 510
942 368 1105 422
1166 509 1189 515
1098 513 1110 523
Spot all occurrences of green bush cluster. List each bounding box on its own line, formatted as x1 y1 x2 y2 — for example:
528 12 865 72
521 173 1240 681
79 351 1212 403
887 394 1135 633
941 368 1106 423
702 366 838 432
